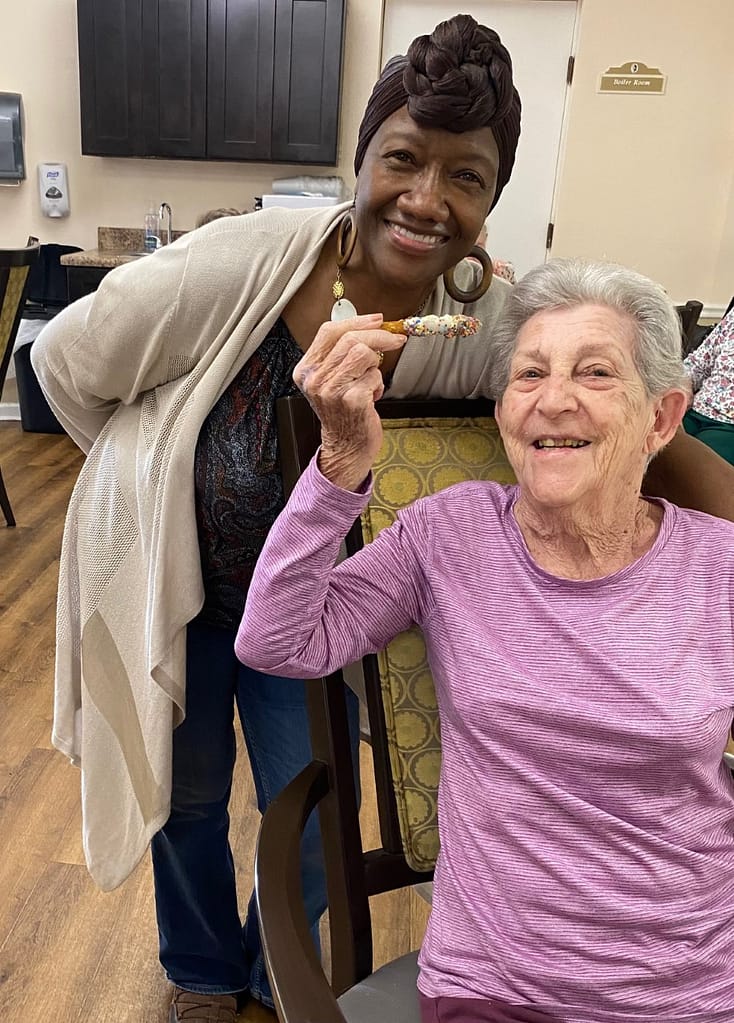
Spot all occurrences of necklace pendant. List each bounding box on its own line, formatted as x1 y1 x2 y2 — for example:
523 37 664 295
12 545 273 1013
330 297 358 322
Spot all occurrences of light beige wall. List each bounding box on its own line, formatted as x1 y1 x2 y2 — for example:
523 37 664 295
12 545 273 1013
1 0 732 306
552 0 734 307
0 0 382 250
714 165 734 305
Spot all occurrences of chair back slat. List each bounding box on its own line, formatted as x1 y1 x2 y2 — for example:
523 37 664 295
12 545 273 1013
0 265 30 361
0 244 39 393
0 240 40 527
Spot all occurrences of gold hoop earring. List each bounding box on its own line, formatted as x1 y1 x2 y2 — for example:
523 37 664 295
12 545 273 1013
443 246 494 304
336 208 358 269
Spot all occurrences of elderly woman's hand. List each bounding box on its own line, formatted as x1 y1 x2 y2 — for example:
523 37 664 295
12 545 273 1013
293 313 406 491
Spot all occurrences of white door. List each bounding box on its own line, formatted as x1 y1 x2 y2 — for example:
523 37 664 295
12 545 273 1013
381 0 578 278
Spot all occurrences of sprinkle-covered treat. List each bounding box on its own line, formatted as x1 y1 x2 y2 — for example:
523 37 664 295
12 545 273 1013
382 314 481 339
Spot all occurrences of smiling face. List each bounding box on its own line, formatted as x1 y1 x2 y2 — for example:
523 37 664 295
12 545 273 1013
352 106 499 294
495 304 681 515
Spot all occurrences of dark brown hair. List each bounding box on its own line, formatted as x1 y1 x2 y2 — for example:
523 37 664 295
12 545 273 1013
354 14 521 210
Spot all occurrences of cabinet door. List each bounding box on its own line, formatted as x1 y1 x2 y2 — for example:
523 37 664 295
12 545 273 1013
66 267 112 303
141 0 208 158
271 0 344 165
207 0 275 160
77 0 145 157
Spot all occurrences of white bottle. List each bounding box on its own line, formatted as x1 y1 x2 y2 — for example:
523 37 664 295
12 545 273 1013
143 204 161 252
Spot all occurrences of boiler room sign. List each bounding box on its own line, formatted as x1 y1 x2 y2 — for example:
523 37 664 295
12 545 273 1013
599 61 666 94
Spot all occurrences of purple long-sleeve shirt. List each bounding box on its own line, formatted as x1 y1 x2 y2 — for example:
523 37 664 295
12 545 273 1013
236 457 734 1023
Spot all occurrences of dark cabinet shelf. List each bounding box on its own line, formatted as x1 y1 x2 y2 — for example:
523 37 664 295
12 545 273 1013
77 0 344 164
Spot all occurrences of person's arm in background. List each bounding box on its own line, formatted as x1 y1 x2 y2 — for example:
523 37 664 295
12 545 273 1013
643 428 734 519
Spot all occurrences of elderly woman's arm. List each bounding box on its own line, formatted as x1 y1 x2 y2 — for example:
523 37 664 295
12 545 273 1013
293 313 406 488
642 428 734 519
237 312 416 675
235 456 427 676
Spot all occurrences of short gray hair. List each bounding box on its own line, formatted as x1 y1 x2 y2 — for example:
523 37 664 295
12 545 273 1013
488 258 686 399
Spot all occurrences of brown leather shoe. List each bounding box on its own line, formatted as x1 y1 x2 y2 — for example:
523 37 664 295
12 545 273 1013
169 988 238 1022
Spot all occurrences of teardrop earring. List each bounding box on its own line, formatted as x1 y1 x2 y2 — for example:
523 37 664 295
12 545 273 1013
330 208 359 321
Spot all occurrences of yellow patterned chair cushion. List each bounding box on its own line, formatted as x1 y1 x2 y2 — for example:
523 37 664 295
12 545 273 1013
359 416 516 873
0 266 30 360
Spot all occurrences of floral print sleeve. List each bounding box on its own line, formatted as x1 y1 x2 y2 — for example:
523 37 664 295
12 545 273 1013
683 309 734 424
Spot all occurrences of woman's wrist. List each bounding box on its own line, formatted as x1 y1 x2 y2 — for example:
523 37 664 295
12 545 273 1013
317 445 371 492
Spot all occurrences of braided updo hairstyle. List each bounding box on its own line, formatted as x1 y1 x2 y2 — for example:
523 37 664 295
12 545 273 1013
354 14 521 210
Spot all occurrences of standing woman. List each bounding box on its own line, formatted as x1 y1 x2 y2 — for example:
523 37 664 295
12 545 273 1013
33 15 521 1023
31 13 734 1023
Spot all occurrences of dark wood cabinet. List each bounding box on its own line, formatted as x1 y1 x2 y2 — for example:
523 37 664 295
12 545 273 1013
141 0 208 159
206 0 275 160
271 0 345 163
77 0 344 164
66 266 111 303
77 0 145 157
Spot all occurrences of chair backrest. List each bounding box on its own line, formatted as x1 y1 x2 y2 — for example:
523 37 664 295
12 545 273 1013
0 238 40 394
24 242 82 314
675 300 704 356
272 394 515 994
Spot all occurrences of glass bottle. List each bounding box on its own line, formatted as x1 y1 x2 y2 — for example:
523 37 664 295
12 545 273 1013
143 203 161 252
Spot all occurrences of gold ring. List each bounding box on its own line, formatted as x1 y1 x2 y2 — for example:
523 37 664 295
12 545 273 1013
377 350 384 367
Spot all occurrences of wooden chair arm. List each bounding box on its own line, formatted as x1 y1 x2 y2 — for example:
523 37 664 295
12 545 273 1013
256 760 348 1023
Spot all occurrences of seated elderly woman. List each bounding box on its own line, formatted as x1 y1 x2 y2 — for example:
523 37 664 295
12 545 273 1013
236 259 734 1023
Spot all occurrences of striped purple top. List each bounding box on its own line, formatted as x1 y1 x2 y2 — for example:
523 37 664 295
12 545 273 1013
236 458 734 1023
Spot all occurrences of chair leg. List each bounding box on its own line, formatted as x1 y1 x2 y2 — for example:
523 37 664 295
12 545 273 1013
0 465 16 527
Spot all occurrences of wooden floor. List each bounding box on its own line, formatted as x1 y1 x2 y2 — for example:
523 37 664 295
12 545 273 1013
0 423 429 1023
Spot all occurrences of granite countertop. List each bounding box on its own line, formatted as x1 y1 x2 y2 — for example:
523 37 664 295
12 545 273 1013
60 226 188 268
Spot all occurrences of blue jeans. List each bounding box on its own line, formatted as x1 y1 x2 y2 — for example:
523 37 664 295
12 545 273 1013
151 618 360 1007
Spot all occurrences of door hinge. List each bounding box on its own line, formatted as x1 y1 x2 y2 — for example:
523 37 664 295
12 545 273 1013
546 222 555 250
567 55 575 85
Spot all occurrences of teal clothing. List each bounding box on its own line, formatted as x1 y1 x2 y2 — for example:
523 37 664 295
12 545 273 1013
683 408 734 466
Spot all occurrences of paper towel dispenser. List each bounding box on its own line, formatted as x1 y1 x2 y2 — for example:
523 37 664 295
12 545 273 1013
0 93 25 182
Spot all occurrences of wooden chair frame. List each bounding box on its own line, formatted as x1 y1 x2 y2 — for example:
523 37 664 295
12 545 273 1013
676 300 704 356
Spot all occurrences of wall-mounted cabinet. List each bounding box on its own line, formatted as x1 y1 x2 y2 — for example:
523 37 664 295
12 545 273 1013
77 0 344 164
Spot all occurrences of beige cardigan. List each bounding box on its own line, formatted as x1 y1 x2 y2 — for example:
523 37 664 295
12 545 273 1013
32 203 511 890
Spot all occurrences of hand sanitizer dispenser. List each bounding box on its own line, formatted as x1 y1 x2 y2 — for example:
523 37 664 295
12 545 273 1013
39 162 70 217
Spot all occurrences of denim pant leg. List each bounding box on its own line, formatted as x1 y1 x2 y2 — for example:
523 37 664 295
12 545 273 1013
151 619 248 995
236 669 361 1007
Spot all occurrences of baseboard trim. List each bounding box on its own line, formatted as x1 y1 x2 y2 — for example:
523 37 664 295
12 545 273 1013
702 304 727 320
0 403 21 421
